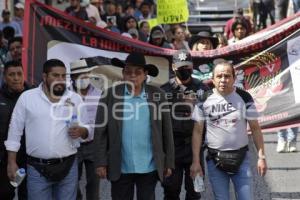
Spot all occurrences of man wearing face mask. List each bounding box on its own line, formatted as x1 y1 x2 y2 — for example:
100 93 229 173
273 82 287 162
161 50 209 200
69 59 102 200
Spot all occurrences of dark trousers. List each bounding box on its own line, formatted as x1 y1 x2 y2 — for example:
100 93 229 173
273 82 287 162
252 2 261 31
259 0 275 28
111 171 158 200
77 160 100 200
162 163 201 200
0 162 27 200
278 0 289 20
77 143 100 200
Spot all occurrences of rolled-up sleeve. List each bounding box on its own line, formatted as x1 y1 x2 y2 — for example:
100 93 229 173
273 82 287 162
5 95 26 152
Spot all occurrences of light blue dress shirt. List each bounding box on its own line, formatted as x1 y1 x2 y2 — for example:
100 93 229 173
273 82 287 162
121 86 156 173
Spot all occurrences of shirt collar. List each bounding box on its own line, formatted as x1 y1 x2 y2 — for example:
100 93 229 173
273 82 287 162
124 84 147 99
213 87 236 97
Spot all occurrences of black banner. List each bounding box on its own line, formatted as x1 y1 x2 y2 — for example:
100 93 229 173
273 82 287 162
23 0 300 131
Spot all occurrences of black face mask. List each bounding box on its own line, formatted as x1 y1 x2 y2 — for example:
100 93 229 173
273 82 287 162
175 68 192 81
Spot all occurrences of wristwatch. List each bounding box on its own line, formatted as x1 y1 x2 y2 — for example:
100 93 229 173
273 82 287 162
258 155 266 160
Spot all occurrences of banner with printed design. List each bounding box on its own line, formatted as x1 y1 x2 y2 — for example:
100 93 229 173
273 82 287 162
23 0 300 131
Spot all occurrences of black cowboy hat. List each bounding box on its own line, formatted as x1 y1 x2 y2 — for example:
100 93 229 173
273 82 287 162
188 31 219 49
111 52 159 77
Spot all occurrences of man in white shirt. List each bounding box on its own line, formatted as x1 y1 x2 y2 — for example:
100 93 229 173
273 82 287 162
69 59 101 200
5 59 90 200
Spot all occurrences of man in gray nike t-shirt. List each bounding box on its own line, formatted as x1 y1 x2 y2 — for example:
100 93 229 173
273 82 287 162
192 86 258 150
190 62 267 200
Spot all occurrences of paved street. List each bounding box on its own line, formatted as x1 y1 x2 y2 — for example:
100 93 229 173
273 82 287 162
14 132 299 200
78 132 300 200
263 132 300 200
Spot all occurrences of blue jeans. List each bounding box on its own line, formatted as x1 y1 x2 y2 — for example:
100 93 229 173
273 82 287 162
27 158 78 200
207 153 253 200
277 127 298 142
293 0 300 12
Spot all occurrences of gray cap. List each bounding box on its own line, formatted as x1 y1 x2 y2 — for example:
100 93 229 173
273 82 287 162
172 50 193 69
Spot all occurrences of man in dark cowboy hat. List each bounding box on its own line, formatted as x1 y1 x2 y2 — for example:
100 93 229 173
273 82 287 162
189 31 218 51
94 52 175 200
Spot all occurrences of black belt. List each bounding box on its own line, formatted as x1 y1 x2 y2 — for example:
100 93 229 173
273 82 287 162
208 145 248 154
206 145 248 160
27 154 75 165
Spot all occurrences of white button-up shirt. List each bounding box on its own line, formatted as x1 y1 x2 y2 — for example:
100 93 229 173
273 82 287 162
5 84 91 159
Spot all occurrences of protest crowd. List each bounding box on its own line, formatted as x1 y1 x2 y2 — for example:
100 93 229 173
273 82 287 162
0 0 299 200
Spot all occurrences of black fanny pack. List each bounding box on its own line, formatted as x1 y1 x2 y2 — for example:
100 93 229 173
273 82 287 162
207 145 248 174
28 154 75 182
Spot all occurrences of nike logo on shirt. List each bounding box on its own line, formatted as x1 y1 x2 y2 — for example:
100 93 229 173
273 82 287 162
208 109 237 121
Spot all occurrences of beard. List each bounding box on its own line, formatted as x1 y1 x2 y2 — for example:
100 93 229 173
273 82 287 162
46 81 66 97
53 87 66 96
